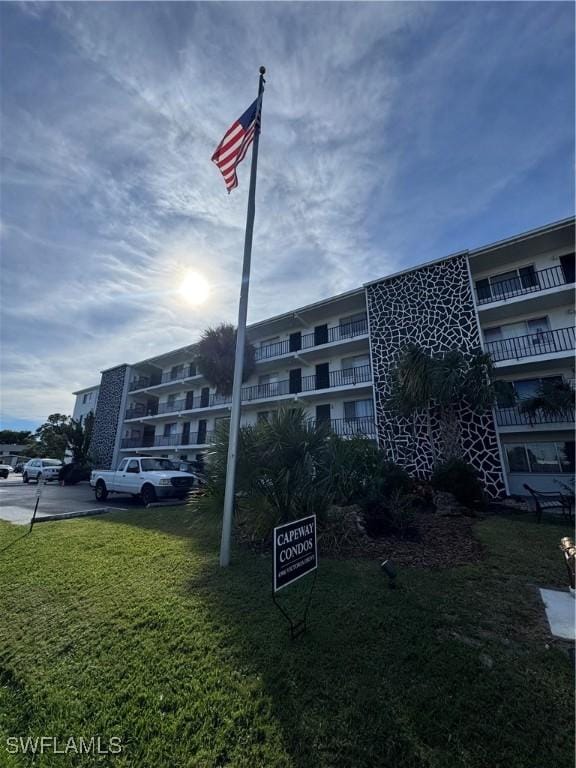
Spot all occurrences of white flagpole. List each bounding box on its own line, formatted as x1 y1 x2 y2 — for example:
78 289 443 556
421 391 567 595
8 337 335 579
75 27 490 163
219 66 266 567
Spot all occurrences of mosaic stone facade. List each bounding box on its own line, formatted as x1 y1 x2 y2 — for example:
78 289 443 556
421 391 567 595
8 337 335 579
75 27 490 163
366 254 506 498
90 365 128 469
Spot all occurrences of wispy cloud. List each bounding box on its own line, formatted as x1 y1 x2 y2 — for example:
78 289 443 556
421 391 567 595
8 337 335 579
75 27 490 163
0 1 573 427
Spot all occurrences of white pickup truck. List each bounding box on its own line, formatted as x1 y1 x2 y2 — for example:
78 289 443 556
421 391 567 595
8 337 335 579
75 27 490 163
90 457 197 505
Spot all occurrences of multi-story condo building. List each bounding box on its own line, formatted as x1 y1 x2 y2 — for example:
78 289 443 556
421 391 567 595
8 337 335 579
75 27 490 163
78 218 575 498
72 385 100 424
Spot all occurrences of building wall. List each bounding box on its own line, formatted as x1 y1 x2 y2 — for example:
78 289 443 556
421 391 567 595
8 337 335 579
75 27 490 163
72 387 99 423
366 253 507 498
90 366 128 468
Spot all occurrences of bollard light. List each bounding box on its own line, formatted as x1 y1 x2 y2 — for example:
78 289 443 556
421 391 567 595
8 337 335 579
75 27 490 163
381 559 397 589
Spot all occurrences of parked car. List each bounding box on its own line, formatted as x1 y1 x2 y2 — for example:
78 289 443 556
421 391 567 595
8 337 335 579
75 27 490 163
0 464 14 479
90 456 198 505
22 458 62 483
173 460 206 485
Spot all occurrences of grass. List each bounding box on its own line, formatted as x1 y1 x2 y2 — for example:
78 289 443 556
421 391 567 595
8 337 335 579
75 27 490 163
0 507 573 767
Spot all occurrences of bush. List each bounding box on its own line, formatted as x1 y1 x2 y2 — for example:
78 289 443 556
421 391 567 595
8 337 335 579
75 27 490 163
431 459 485 508
59 463 91 485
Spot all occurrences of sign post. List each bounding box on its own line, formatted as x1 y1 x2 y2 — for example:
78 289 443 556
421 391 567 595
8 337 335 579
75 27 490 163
272 515 318 638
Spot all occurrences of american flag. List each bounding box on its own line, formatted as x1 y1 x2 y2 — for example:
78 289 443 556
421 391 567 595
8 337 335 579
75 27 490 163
211 98 261 193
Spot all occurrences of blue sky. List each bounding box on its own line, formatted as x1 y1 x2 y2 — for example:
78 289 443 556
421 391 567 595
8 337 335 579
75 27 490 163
1 1 574 431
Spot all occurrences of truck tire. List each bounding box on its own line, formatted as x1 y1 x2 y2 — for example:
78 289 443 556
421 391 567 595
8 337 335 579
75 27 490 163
95 480 108 502
23 472 29 484
141 484 156 506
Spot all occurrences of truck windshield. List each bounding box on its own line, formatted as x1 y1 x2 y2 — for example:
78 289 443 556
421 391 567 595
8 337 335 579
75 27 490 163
140 459 177 472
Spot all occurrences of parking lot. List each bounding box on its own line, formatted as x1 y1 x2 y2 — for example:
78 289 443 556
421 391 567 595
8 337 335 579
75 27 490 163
0 478 141 525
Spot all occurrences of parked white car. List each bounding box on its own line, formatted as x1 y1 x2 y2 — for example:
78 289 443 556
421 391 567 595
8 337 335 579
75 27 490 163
0 464 14 479
22 458 62 483
90 457 198 505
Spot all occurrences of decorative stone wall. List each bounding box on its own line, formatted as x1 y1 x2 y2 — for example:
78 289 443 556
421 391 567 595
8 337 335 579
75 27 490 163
90 365 128 469
366 254 506 498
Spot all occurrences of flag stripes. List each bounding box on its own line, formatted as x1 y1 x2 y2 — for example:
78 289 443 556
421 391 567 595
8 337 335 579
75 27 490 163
211 98 260 192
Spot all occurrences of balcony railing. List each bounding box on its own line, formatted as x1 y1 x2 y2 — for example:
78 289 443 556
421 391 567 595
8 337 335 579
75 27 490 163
476 265 573 305
120 431 213 450
495 406 575 427
128 365 198 392
125 365 372 420
486 327 575 362
315 416 377 438
253 318 368 362
128 376 152 392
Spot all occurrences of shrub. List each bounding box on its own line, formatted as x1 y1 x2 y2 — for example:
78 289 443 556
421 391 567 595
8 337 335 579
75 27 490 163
59 462 92 485
431 459 485 508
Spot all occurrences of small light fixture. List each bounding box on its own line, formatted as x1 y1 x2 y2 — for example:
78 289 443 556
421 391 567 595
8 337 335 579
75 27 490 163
381 559 397 588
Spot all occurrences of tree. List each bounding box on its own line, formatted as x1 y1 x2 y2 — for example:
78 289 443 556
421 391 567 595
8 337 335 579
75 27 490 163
195 323 255 396
519 380 575 422
0 430 32 444
65 412 95 463
29 414 72 459
388 345 496 465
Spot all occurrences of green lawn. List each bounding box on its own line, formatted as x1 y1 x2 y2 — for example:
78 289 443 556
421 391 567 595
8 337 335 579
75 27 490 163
0 507 573 768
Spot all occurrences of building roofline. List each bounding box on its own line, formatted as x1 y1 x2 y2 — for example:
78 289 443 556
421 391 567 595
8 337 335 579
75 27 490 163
469 216 575 258
72 384 100 395
126 285 365 368
363 250 468 288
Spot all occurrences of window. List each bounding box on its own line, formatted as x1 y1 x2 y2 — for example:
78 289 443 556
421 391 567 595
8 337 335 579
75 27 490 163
82 392 92 404
339 313 367 338
163 423 176 437
505 441 575 473
257 411 270 423
118 459 128 472
258 373 279 396
476 266 538 302
341 355 370 383
259 336 279 348
126 460 139 474
170 365 183 381
344 399 374 419
513 376 563 401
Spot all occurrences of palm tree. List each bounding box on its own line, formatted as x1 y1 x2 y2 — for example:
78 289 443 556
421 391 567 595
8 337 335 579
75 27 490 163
65 412 95 463
194 323 255 396
388 345 496 465
519 380 575 422
388 345 437 464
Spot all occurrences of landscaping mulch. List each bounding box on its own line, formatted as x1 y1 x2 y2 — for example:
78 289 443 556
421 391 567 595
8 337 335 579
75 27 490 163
340 510 486 568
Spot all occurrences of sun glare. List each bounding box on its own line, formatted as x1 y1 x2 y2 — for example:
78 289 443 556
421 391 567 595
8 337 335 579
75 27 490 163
178 271 210 305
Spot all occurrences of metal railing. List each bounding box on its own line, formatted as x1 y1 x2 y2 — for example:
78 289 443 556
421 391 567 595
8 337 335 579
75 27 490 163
124 365 372 420
120 431 213 449
315 416 377 438
486 327 575 362
128 377 152 392
477 265 573 305
495 406 575 427
253 317 368 362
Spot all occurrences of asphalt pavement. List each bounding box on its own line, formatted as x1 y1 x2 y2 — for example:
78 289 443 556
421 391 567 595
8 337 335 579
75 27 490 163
0 478 140 526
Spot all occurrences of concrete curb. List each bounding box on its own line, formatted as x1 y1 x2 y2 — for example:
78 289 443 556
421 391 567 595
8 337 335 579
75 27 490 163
146 500 187 509
34 507 125 523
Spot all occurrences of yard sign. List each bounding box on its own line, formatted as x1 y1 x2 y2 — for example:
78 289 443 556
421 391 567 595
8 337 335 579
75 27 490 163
273 515 317 592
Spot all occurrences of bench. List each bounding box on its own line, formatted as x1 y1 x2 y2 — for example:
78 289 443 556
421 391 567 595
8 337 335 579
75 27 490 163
523 484 574 524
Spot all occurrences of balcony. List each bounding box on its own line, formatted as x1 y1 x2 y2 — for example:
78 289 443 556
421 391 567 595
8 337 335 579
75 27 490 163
495 405 575 427
128 365 198 392
316 416 377 439
486 327 575 363
476 265 573 305
253 318 369 362
120 431 213 450
125 365 372 420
